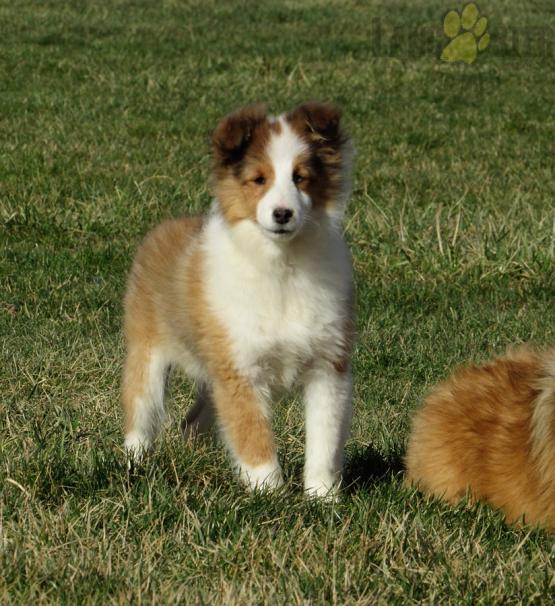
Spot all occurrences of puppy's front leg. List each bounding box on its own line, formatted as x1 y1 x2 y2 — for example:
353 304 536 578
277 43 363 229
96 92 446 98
303 364 353 497
212 375 283 490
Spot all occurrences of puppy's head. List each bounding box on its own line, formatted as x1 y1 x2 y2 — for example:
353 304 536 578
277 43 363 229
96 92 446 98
212 102 352 241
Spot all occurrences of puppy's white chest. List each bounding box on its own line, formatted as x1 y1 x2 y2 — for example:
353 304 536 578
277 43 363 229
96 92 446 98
202 215 351 388
212 269 340 387
233 277 320 357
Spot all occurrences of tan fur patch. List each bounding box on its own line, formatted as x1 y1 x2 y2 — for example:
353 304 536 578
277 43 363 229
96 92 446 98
122 345 152 434
405 347 555 531
214 160 275 224
122 217 203 431
211 106 284 225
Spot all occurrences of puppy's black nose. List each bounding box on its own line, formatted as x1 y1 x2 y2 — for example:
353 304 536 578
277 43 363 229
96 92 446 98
273 208 293 225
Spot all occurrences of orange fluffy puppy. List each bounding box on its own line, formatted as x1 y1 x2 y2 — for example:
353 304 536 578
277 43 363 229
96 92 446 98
405 347 555 531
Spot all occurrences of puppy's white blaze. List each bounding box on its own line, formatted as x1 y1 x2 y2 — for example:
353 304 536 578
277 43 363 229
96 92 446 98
124 349 167 458
256 119 311 235
240 460 284 491
267 117 307 177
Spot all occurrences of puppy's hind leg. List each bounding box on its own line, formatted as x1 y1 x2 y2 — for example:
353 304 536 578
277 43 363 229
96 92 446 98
122 345 168 461
181 384 216 438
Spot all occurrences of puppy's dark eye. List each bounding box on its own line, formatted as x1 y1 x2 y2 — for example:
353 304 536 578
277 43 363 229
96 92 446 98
253 176 266 185
292 173 304 185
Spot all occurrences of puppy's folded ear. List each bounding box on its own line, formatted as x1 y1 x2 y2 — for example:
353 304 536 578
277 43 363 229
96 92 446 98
212 104 268 168
287 101 344 148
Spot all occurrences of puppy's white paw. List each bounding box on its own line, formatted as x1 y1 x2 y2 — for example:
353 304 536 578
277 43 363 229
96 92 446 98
240 461 284 491
124 431 151 466
304 472 340 499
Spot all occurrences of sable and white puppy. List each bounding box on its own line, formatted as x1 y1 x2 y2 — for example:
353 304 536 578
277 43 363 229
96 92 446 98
405 347 555 531
122 102 355 496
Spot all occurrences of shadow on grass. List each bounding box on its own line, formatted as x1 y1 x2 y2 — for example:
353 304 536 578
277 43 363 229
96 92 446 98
343 444 405 493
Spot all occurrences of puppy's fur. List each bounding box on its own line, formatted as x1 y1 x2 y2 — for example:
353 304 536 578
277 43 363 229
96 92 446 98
122 102 355 496
405 347 555 530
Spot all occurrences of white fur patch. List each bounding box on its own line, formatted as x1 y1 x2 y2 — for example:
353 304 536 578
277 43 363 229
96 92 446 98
303 365 353 496
239 460 284 491
124 430 150 462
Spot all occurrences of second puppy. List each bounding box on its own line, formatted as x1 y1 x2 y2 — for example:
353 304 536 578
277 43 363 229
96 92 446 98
405 347 555 531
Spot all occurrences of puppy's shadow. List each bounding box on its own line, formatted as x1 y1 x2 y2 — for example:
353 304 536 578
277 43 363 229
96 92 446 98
343 444 405 492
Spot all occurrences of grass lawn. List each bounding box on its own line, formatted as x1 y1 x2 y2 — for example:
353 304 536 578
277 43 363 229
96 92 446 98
1 0 554 602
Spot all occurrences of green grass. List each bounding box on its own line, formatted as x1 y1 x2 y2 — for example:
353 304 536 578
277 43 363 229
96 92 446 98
1 0 554 602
